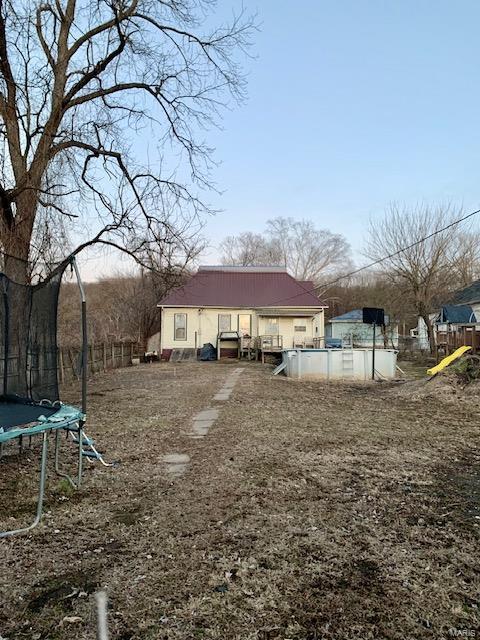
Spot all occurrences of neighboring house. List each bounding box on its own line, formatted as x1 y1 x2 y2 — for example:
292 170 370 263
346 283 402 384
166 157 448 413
435 304 476 331
410 315 436 351
326 309 399 349
155 265 327 359
410 294 478 352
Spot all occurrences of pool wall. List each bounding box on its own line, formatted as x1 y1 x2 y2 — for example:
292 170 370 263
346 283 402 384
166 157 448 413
283 348 398 380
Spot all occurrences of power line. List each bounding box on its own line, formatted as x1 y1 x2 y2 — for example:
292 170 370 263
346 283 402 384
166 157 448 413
2 206 480 292
265 207 480 307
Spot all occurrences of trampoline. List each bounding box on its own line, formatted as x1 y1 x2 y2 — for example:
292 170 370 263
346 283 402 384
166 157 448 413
0 397 83 441
0 257 109 538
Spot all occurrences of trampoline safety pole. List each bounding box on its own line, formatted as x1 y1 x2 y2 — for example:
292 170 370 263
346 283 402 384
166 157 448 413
72 257 87 416
0 430 49 539
72 258 87 488
372 323 376 381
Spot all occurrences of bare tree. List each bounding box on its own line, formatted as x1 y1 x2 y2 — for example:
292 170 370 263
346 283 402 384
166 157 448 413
364 203 478 353
58 228 204 347
133 230 205 347
450 230 480 289
219 217 352 282
265 217 352 281
0 0 254 283
219 232 277 266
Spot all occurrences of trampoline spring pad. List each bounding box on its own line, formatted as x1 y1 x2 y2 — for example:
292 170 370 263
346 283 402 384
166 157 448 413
0 398 84 443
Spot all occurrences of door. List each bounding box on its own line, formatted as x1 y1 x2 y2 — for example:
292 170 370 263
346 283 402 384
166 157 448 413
293 318 308 346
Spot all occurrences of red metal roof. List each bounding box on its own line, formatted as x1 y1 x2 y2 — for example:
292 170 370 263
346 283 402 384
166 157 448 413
159 267 326 308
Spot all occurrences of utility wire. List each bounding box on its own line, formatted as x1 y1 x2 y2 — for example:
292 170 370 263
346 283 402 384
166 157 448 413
2 206 480 293
264 207 480 307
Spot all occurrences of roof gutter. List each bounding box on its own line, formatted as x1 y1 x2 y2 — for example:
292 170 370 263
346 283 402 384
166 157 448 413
156 304 328 309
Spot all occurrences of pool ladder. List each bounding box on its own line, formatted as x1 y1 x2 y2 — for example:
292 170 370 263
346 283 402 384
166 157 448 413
341 337 355 378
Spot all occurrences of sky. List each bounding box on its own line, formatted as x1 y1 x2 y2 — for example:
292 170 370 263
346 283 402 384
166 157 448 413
80 0 480 279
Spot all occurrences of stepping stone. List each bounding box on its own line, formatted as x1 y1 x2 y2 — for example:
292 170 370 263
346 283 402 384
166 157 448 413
163 453 190 477
213 392 231 401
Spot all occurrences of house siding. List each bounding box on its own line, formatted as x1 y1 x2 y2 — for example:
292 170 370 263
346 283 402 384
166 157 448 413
160 307 325 352
328 321 399 348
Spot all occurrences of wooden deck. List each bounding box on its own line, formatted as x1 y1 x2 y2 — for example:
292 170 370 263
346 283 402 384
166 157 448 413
436 324 480 354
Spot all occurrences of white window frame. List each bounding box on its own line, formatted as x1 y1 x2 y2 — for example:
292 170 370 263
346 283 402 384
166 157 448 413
174 313 187 341
265 317 279 335
238 314 252 336
218 313 232 332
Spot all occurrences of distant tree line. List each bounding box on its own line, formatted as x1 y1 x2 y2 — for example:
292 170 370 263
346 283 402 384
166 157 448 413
58 267 190 350
219 216 353 281
220 206 480 354
58 205 480 356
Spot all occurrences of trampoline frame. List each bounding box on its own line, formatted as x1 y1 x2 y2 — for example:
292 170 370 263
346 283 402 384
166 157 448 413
0 257 93 538
0 402 85 537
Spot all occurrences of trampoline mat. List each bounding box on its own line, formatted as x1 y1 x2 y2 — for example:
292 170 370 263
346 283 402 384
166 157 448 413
0 399 58 430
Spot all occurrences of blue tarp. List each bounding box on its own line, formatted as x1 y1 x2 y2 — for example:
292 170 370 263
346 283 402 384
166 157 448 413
438 305 476 324
200 343 217 361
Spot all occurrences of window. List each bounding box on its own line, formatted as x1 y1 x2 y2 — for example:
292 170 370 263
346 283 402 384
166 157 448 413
218 314 231 332
265 317 279 334
174 313 187 341
238 314 252 336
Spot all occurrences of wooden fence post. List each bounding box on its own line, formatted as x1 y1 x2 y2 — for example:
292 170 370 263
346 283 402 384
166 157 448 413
59 340 140 383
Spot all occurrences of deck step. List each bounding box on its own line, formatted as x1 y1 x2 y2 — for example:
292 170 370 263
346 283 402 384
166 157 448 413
72 435 94 446
81 449 103 459
272 361 287 376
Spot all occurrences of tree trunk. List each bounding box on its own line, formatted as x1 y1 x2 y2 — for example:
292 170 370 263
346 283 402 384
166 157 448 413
421 312 436 355
0 196 37 397
1 191 38 283
2 240 30 283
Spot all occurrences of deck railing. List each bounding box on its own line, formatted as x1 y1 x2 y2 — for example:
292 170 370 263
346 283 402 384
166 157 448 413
436 325 480 354
240 335 325 351
258 334 284 350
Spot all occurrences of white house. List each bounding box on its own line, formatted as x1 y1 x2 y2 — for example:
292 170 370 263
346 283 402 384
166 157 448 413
326 309 399 348
154 266 327 359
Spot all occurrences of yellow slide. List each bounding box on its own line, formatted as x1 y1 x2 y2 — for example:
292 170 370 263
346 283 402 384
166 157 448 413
427 345 472 376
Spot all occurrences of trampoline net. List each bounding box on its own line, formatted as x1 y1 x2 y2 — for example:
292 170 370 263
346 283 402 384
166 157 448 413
0 267 65 402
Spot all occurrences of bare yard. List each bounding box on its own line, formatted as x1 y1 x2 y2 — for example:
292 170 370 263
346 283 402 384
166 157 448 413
1 362 480 639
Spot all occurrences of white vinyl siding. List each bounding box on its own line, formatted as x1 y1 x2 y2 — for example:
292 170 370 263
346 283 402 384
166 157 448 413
294 318 308 332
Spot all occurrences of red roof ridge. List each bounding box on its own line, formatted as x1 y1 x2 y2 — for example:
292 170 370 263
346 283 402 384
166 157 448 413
198 265 287 273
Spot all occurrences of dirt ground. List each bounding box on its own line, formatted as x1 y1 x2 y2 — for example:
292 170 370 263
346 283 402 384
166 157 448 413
1 361 480 640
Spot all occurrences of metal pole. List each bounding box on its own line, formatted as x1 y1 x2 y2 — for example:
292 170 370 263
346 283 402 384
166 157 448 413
3 286 9 395
372 323 376 380
0 430 49 538
72 258 87 415
96 591 109 640
72 258 87 490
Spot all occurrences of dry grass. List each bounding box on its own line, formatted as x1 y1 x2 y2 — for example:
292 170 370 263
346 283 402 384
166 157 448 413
1 362 480 639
